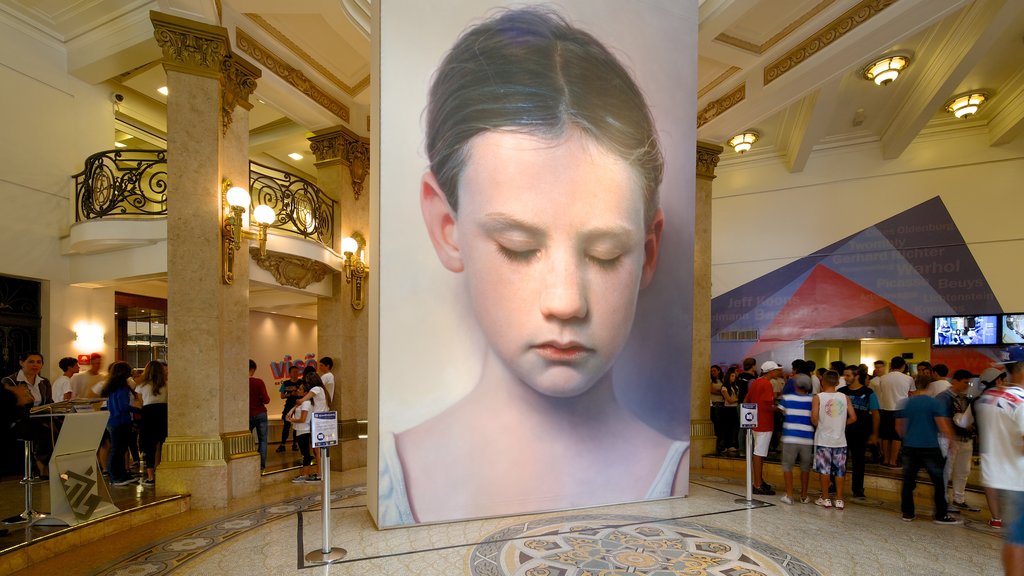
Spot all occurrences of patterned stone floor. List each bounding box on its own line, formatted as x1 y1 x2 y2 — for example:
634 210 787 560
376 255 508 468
8 469 1005 575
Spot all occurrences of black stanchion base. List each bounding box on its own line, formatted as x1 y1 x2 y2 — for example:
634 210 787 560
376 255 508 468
305 547 347 564
3 510 46 525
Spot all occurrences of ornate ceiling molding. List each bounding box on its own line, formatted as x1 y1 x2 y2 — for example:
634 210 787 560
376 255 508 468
249 248 333 289
715 0 838 55
235 28 351 123
151 11 229 80
308 127 370 200
243 13 370 97
764 0 897 86
697 83 745 129
220 53 261 134
696 142 724 180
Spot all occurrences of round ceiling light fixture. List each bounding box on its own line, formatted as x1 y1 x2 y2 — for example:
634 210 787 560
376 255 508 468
945 92 988 119
862 54 911 86
727 131 759 154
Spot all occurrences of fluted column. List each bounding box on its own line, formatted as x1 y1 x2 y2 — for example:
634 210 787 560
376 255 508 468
151 11 261 507
309 126 370 471
690 141 722 469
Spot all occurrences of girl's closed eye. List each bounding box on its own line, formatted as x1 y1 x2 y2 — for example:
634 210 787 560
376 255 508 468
496 243 540 263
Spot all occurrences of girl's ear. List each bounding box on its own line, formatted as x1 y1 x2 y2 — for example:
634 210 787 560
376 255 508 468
421 172 464 272
640 208 664 289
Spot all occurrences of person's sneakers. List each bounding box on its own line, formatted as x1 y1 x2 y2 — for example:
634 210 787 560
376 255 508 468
113 478 136 486
815 498 833 508
800 496 811 504
275 445 286 453
303 474 321 483
901 514 915 522
835 499 845 510
292 444 299 451
752 484 775 495
761 481 773 491
291 475 307 484
990 518 1003 529
933 515 963 525
780 495 794 505
951 500 981 512
142 478 155 487
852 491 866 498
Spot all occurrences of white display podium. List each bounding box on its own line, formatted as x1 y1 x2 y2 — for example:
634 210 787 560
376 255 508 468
34 411 119 526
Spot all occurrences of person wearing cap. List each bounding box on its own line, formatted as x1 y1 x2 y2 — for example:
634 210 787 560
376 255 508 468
747 361 782 495
974 346 1024 572
979 365 1009 529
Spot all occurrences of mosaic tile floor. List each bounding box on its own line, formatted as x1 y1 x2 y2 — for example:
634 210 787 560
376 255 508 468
9 469 1006 575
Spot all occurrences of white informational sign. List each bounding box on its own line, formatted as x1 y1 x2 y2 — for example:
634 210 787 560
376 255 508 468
740 403 758 429
311 411 339 448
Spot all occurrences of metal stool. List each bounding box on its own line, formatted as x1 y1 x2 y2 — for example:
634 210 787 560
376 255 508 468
3 438 47 524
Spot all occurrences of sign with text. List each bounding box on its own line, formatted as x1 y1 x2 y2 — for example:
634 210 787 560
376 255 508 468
312 411 338 448
740 403 758 429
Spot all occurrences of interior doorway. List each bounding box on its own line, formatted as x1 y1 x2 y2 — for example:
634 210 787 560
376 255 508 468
804 338 931 373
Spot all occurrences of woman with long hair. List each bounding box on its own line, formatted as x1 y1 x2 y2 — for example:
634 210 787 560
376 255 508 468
102 362 139 486
136 360 168 486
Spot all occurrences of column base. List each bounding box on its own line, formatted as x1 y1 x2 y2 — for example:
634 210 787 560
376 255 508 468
688 419 717 469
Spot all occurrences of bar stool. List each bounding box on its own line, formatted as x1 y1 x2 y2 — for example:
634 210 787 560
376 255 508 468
3 438 47 524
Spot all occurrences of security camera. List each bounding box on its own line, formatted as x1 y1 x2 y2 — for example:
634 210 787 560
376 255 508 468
112 93 125 103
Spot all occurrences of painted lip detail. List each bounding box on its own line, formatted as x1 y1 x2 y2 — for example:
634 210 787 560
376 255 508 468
533 341 592 362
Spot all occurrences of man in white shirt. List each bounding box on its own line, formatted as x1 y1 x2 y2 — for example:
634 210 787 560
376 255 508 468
877 356 914 467
70 353 106 399
927 364 952 397
974 346 1024 574
51 357 79 401
317 356 335 402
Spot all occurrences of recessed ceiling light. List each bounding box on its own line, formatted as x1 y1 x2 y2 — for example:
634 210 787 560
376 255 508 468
157 86 168 96
114 142 127 148
727 131 759 154
863 54 910 86
288 153 303 161
945 92 988 118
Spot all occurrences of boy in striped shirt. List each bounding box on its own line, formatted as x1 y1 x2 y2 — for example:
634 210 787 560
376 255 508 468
779 373 815 504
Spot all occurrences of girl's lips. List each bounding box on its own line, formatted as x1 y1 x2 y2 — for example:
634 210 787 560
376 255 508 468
533 342 592 362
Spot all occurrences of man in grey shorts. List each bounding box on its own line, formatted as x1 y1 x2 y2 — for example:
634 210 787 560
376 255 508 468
778 373 815 504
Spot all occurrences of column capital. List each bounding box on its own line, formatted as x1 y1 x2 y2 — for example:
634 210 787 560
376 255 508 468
151 11 229 79
309 126 371 200
696 141 724 181
221 53 262 134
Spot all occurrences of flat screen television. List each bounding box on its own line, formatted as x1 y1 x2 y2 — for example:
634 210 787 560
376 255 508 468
1000 313 1024 344
932 314 998 347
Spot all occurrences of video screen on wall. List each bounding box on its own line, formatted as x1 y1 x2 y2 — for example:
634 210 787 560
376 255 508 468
932 315 998 346
1001 313 1024 344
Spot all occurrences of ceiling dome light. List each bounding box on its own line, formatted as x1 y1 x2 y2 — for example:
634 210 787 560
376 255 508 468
727 131 759 154
863 54 910 86
945 92 988 119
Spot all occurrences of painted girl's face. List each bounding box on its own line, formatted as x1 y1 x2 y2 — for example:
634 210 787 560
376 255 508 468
447 131 661 398
20 355 43 377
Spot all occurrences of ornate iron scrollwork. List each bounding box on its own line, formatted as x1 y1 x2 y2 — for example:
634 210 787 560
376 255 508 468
73 149 168 221
249 161 335 249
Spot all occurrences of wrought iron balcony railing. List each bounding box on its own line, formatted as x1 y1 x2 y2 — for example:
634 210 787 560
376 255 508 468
249 161 335 249
73 149 168 221
73 151 336 251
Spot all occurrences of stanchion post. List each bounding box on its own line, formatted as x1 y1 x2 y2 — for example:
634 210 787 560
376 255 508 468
304 412 346 564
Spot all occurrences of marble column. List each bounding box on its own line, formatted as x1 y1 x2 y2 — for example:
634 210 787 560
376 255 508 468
690 141 723 469
309 127 370 471
151 12 261 507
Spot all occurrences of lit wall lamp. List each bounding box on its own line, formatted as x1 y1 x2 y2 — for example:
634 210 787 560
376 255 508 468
945 92 988 119
863 54 910 86
341 231 369 310
727 131 759 154
73 322 105 352
222 178 276 285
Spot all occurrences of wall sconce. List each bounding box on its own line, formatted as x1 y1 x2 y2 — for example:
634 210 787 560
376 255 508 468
862 54 910 86
727 131 759 154
73 322 105 352
945 92 988 119
222 178 276 285
341 231 369 310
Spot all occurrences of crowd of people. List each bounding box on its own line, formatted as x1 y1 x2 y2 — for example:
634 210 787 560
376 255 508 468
0 352 168 487
709 352 1024 556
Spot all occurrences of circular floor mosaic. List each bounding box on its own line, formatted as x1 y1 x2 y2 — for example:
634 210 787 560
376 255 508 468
469 514 822 576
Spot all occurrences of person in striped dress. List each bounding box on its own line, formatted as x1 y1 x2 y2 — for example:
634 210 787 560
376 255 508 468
778 373 815 504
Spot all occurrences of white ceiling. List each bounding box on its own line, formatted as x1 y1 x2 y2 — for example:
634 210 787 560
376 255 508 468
2 0 1022 318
